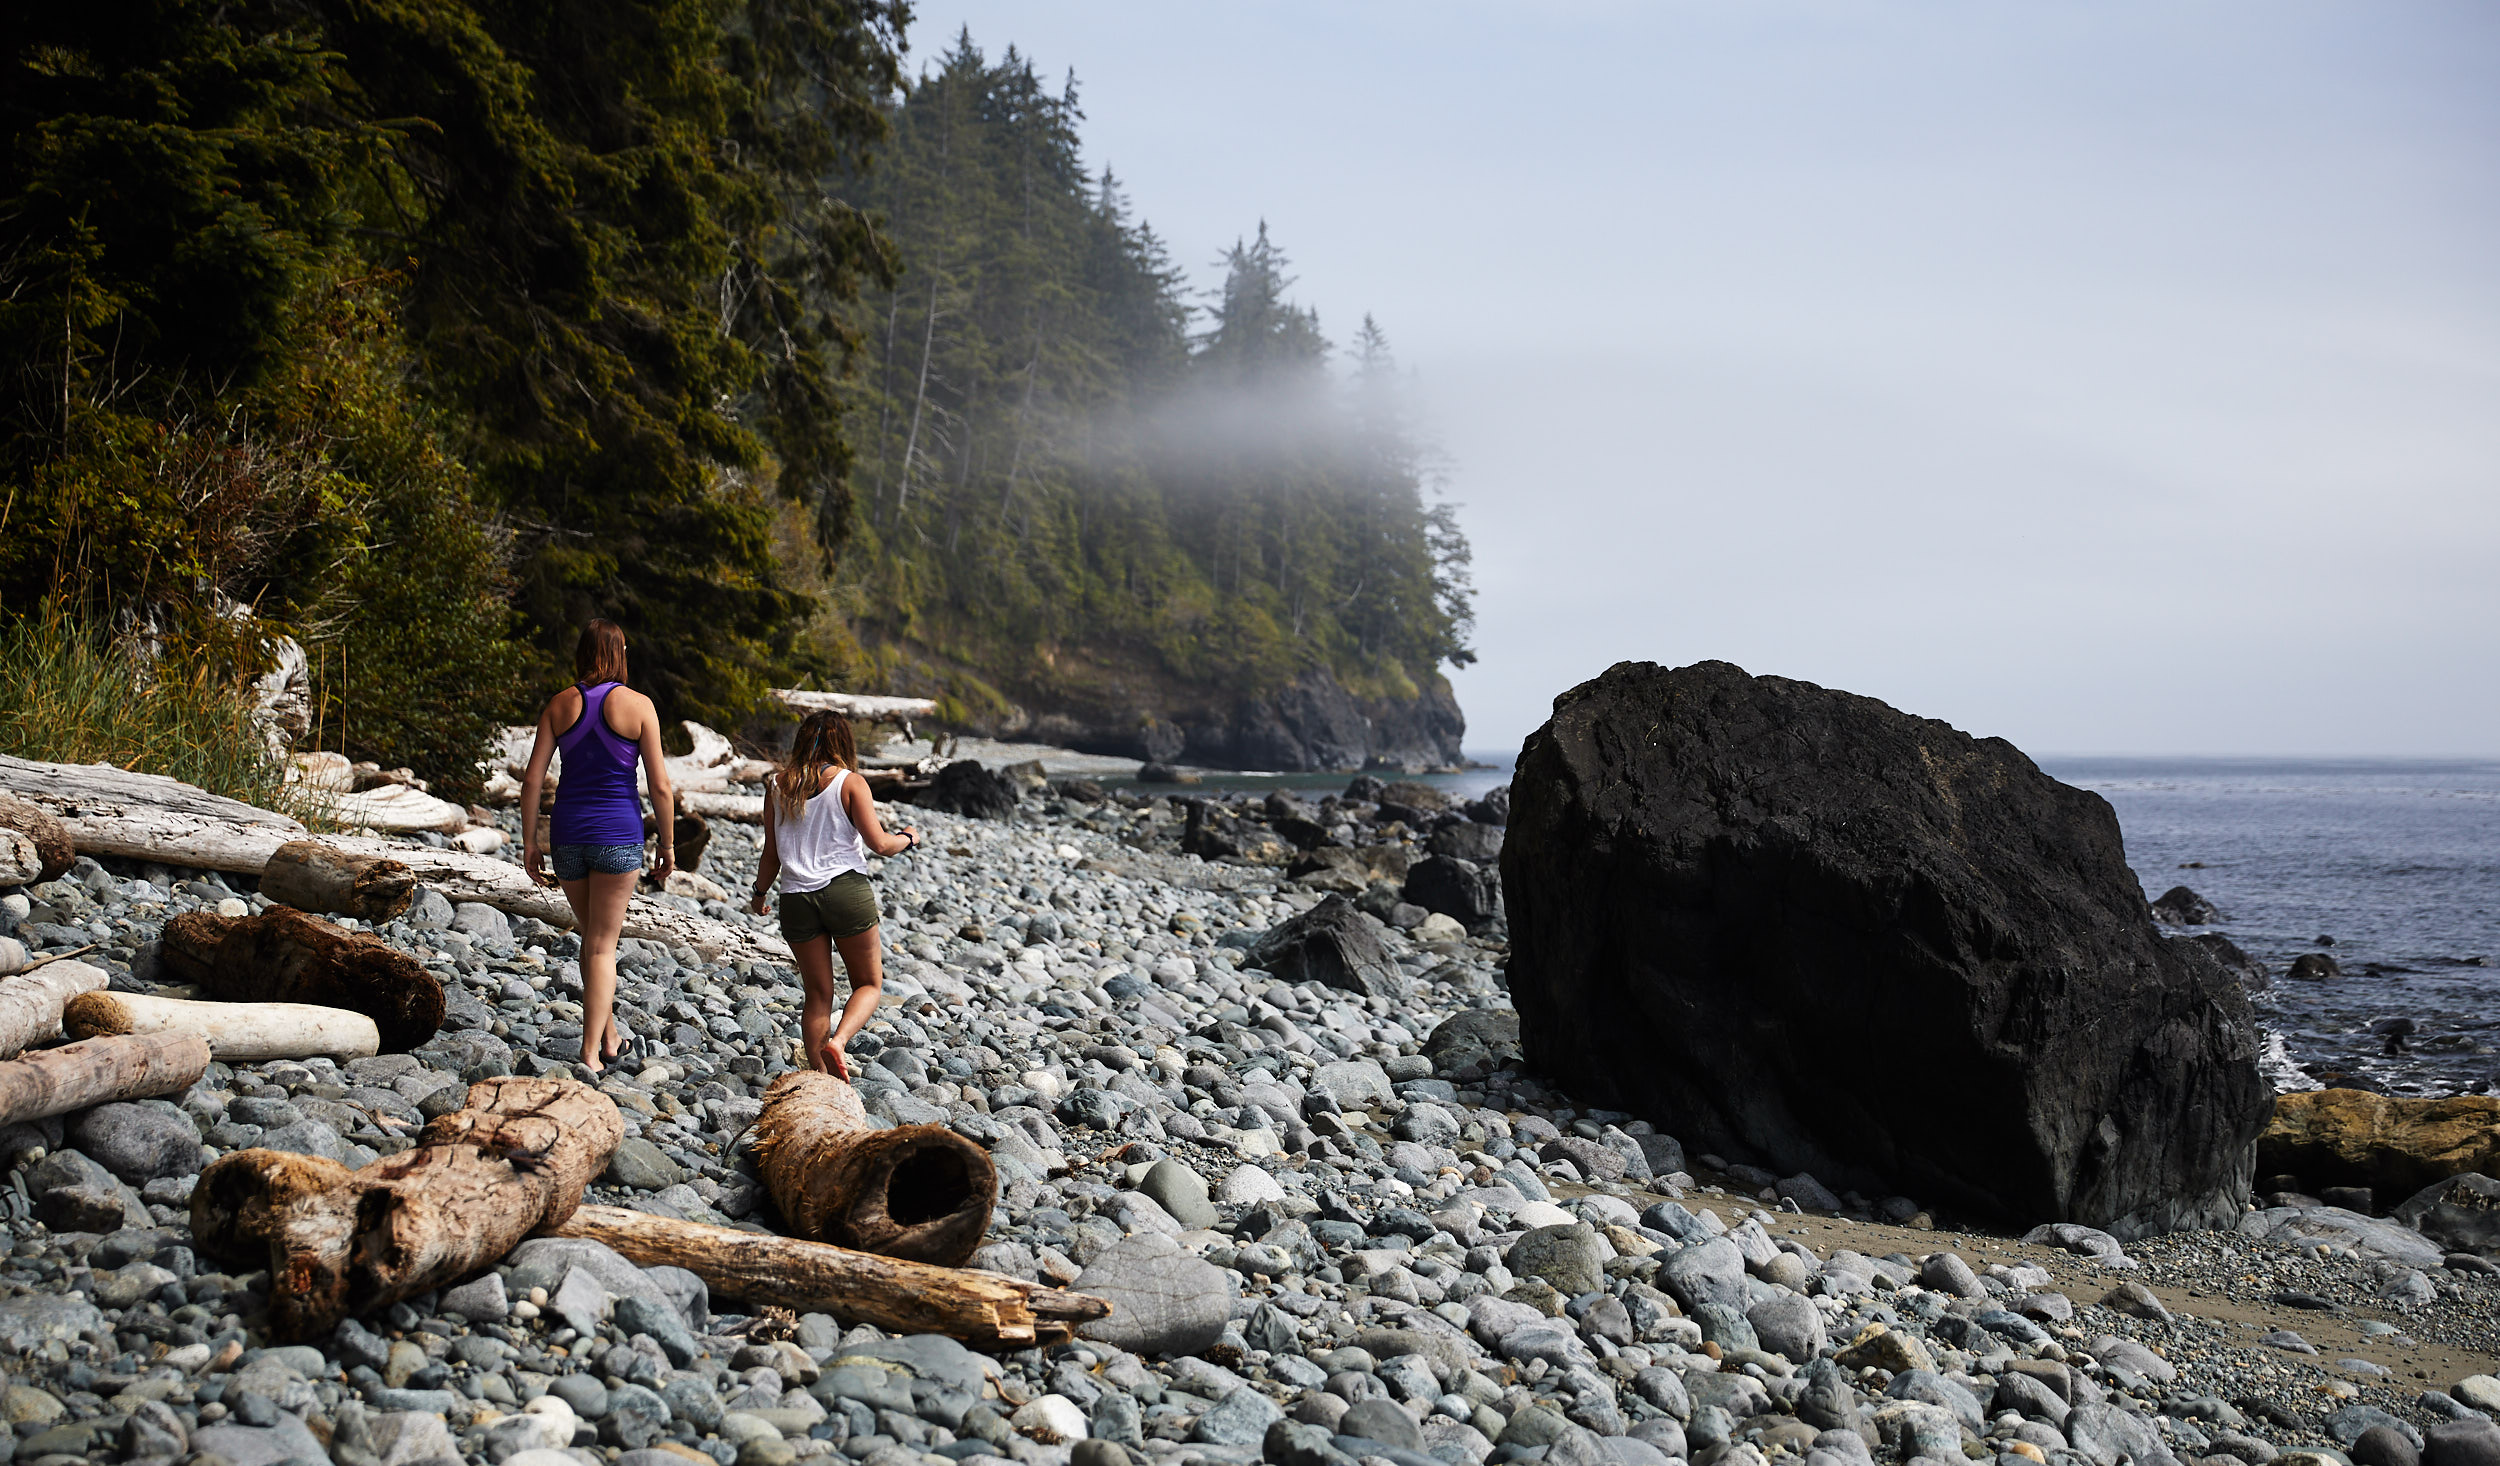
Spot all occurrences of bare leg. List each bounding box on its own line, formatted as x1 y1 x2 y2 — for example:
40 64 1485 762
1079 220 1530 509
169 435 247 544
791 934 838 1074
825 926 886 1079
560 869 638 1072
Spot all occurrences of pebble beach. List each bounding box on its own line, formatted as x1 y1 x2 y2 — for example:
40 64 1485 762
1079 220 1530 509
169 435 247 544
0 776 2494 1466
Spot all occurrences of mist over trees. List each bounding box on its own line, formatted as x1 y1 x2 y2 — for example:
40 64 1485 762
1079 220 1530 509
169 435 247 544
826 36 1473 726
0 13 1470 784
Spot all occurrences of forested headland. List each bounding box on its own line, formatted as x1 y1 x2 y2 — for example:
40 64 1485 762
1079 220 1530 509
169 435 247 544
0 8 1472 795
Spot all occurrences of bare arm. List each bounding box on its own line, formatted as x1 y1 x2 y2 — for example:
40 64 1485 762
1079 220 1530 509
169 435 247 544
748 781 782 915
841 773 915 857
517 696 564 887
627 690 675 883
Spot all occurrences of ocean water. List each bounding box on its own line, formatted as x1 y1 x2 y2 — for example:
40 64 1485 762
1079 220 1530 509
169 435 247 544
2044 758 2500 1098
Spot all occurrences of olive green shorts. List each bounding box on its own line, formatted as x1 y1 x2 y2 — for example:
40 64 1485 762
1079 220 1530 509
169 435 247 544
778 871 880 943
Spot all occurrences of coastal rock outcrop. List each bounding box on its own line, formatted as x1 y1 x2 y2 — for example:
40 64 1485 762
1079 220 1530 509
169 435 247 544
2259 1089 2500 1199
1501 660 2271 1237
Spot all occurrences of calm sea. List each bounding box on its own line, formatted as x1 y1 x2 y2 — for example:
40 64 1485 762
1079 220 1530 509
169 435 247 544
1168 752 2500 1096
2044 758 2500 1098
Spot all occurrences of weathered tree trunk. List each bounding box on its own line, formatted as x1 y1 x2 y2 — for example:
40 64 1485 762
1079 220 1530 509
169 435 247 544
546 1204 1108 1350
0 792 73 885
0 755 305 870
0 1031 211 1126
259 841 417 923
65 991 379 1061
752 1070 996 1265
193 1077 622 1341
0 960 110 1060
160 907 443 1052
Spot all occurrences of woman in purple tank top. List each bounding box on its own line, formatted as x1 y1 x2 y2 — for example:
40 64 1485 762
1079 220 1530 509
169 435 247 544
517 619 676 1073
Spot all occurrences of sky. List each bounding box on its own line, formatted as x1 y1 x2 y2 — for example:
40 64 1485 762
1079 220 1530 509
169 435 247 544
904 2 2500 757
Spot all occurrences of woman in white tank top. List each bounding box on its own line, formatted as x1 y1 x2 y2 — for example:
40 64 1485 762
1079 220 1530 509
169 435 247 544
747 712 918 1077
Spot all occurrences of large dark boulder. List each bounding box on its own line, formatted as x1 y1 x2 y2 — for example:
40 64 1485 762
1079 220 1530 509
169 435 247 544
1502 660 2269 1237
917 761 1018 819
1404 855 1502 931
2149 886 2219 925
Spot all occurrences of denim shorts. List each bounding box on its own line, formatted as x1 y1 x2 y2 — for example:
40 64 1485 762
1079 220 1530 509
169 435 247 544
552 843 643 880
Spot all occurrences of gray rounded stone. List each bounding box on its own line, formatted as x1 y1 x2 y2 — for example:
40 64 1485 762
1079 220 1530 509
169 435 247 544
1747 1291 1826 1364
1506 1223 1605 1296
65 1102 200 1183
1074 1234 1231 1355
1138 1160 1216 1229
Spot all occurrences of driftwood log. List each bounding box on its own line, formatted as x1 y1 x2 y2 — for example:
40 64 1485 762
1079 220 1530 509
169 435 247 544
752 1071 996 1265
0 1032 211 1127
0 960 110 1059
547 1204 1107 1350
194 1076 622 1341
0 790 77 886
161 907 443 1052
0 829 43 887
0 755 305 871
642 807 711 873
258 841 416 923
65 991 380 1061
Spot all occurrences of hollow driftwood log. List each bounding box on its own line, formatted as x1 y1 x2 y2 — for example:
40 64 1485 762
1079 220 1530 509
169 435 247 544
547 1204 1107 1350
0 829 43 887
259 841 416 923
752 1070 996 1265
0 1031 211 1127
0 960 110 1059
193 1076 621 1341
0 789 83 886
160 906 443 1052
65 991 380 1061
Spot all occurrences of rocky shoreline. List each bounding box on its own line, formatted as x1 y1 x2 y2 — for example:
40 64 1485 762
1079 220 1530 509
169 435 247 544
0 771 2492 1466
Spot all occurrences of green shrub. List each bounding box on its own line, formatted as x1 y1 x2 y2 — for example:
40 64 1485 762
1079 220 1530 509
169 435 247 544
0 610 299 815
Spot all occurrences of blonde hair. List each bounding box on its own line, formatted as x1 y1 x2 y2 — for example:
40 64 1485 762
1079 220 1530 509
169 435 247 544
773 711 860 822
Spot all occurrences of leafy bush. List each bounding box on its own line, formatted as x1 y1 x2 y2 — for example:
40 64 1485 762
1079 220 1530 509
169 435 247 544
0 610 297 814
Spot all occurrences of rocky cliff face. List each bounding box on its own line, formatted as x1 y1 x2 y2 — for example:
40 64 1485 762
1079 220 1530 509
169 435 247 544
1004 666 1464 773
1501 659 2271 1237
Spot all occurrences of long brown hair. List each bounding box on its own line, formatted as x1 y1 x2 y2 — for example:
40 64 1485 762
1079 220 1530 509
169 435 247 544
774 711 860 822
573 619 628 685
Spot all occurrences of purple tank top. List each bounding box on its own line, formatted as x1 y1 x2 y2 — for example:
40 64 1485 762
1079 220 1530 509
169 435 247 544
550 682 646 845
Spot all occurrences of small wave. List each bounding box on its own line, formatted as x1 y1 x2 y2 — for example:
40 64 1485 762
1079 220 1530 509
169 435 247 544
2261 1029 2322 1094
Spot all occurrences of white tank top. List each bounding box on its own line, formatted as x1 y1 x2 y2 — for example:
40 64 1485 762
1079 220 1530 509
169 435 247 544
775 768 871 893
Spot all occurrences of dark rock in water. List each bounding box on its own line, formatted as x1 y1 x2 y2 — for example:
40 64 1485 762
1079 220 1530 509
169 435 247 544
2150 885 2219 925
2391 1173 2500 1258
1501 660 2271 1237
1344 775 1388 802
2185 932 2269 989
1466 786 1511 827
918 761 1019 819
1053 778 1107 803
1403 855 1502 931
2288 952 2341 981
1134 763 1199 785
1248 895 1406 999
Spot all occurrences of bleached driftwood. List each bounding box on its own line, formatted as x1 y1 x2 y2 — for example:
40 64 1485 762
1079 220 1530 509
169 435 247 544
773 690 938 727
0 960 110 1059
0 1032 211 1127
65 991 380 1061
194 1077 622 1340
331 783 468 834
0 755 305 870
546 1204 1107 1349
0 793 75 888
259 841 416 922
0 830 39 887
679 790 766 824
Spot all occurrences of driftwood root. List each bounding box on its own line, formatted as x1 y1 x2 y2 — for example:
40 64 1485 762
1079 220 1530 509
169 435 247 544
161 906 443 1052
752 1070 997 1265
